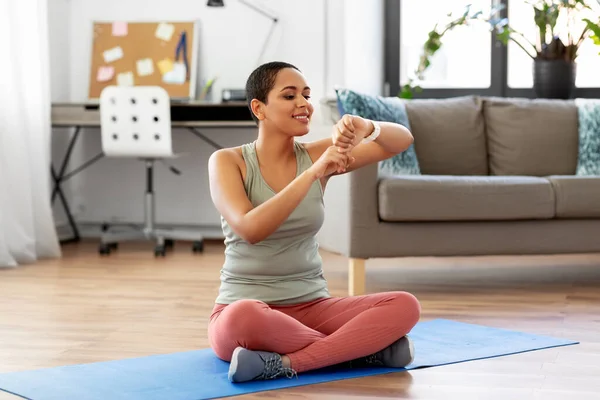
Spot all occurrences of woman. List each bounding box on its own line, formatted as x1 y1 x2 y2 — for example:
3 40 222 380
207 61 420 383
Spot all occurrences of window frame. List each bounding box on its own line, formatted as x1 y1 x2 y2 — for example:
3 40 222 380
384 0 600 99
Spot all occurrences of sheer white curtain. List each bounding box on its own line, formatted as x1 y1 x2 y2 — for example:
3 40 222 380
0 0 61 267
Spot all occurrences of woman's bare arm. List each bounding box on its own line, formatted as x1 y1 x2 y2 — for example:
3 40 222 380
343 120 414 172
305 118 414 175
208 149 318 244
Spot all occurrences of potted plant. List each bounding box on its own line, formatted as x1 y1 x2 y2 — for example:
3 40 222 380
400 1 600 100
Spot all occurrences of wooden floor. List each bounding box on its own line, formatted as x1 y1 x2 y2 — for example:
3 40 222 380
1 240 600 400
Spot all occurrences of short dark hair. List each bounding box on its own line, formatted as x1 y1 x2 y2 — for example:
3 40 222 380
245 61 300 124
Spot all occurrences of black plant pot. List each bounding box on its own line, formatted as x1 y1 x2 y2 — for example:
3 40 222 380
533 59 576 99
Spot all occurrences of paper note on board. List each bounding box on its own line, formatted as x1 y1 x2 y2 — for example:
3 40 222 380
112 21 128 36
136 58 154 77
157 58 174 75
155 22 175 41
97 66 114 82
162 62 186 85
103 46 124 63
117 71 134 86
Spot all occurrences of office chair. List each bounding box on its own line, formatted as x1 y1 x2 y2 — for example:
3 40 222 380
98 85 204 257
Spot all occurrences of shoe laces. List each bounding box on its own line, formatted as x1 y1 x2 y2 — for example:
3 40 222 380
364 353 384 366
259 353 298 380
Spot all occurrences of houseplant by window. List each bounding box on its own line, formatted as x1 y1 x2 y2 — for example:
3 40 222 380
401 1 600 99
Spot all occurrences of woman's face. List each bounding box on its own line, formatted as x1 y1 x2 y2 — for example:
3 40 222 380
256 68 314 137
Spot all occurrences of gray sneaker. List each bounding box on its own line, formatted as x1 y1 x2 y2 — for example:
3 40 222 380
228 347 298 383
352 336 415 369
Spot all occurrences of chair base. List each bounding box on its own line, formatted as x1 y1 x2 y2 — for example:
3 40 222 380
99 227 204 257
97 159 205 257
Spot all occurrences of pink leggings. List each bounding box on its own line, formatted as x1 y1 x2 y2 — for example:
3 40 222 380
208 291 421 373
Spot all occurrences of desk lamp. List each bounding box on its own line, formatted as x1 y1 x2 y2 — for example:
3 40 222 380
207 0 279 67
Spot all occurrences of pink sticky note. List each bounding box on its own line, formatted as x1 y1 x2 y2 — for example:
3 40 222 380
112 21 128 36
97 66 115 82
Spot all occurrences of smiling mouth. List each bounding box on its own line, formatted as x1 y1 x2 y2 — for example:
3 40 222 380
293 115 309 121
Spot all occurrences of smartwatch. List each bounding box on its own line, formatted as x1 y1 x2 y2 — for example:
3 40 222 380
362 120 381 143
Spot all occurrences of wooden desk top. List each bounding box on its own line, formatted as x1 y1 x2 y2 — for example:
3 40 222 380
51 102 256 128
51 100 249 107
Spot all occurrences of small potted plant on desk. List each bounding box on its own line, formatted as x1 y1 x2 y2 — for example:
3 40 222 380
401 0 600 100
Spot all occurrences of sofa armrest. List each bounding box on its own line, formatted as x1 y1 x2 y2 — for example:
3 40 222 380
347 162 380 258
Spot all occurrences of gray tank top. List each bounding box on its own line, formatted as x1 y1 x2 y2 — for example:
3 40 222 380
214 140 331 305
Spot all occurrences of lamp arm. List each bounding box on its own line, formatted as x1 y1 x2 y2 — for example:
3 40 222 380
238 0 279 66
254 20 277 66
239 0 278 22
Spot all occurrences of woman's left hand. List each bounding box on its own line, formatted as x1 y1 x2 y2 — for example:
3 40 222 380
331 114 373 153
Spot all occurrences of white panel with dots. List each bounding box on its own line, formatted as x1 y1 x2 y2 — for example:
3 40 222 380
99 86 173 158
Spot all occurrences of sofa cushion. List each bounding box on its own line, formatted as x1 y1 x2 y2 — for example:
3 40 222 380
547 176 600 218
335 88 420 175
378 175 555 222
404 96 488 175
484 97 579 176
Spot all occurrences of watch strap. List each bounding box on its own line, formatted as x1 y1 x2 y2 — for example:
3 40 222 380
362 120 381 143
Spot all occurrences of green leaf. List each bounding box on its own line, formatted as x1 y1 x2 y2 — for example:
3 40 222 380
534 6 547 45
583 18 600 54
427 40 442 53
461 4 471 18
583 18 600 40
399 87 413 99
496 28 511 44
547 4 560 33
428 31 441 39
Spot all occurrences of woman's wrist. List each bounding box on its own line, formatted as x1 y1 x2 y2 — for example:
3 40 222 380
361 120 381 143
362 120 375 139
301 167 320 183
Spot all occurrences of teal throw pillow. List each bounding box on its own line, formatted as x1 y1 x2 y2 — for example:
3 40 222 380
335 88 420 175
575 98 600 176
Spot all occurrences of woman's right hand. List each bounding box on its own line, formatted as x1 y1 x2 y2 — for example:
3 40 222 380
309 146 355 180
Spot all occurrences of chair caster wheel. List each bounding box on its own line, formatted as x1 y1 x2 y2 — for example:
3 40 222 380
154 245 166 257
192 240 204 253
99 244 111 255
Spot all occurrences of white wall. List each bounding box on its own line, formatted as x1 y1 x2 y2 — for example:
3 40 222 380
66 0 330 104
48 0 383 244
343 0 384 96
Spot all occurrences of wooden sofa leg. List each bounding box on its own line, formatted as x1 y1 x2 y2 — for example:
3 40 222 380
349 258 366 296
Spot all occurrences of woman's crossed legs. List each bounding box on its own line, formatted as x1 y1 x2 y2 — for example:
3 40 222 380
208 291 421 382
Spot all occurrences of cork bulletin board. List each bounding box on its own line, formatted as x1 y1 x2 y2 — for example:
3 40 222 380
88 21 199 100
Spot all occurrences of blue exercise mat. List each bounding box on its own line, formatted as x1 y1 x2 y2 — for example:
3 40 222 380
0 319 577 400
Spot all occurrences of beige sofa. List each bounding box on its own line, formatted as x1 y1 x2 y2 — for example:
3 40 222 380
321 95 600 296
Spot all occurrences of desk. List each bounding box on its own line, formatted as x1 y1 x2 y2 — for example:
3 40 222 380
51 101 255 243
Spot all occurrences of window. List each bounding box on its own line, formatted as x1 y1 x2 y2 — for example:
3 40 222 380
385 0 600 97
400 0 492 89
508 0 600 88
506 0 537 88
